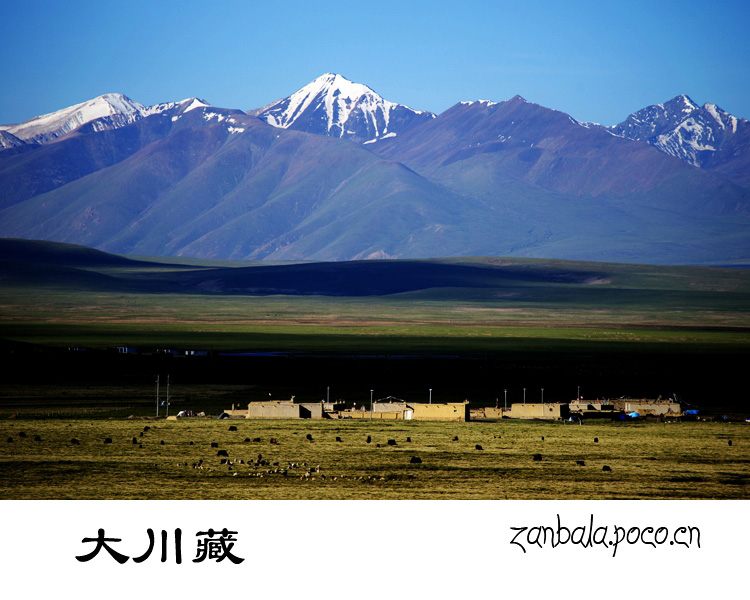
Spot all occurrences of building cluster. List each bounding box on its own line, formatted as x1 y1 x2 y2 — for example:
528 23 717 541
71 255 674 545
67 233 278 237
219 397 683 422
224 398 471 422
473 398 683 421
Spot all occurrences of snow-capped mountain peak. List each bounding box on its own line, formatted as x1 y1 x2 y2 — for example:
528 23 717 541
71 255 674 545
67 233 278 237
252 73 435 142
0 93 147 144
664 94 699 114
179 98 212 114
606 94 747 170
0 94 215 145
263 73 385 131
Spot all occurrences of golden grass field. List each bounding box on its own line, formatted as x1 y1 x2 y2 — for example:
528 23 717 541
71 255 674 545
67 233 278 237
1 416 748 500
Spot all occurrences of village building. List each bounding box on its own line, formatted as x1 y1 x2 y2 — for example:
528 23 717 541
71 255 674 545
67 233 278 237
608 398 682 415
244 398 325 419
228 398 470 421
507 402 570 420
568 398 682 417
340 400 469 422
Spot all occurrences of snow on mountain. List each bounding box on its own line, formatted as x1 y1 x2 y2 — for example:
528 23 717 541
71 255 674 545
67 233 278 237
607 95 745 168
0 130 28 150
0 94 213 145
0 94 147 144
178 98 212 114
251 73 435 142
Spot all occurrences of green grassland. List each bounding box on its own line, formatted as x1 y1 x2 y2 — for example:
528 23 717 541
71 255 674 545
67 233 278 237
1 241 748 352
1 417 747 500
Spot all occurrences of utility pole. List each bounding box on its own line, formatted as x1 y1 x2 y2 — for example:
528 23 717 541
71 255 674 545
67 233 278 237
523 388 526 404
429 388 432 404
370 390 374 421
504 388 507 410
541 388 544 404
156 375 160 417
166 375 170 417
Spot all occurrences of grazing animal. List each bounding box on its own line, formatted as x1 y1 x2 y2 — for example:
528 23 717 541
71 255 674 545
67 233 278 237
211 442 219 448
306 434 313 441
366 436 372 444
33 435 42 442
160 440 165 445
217 450 229 457
410 456 422 464
18 432 26 438
576 460 585 466
406 437 412 443
132 437 138 444
602 465 612 472
104 437 113 444
139 432 144 437
387 439 397 446
244 437 251 442
270 438 278 445
533 454 542 461
336 436 342 442
452 436 459 442
475 444 483 450
228 425 238 432
253 437 262 442
6 437 12 443
189 441 194 445
71 438 80 445
728 440 733 446
143 426 150 432
594 438 599 443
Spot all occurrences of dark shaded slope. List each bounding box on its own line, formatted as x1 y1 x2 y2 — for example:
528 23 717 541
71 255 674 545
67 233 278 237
0 239 609 297
0 239 184 292
163 258 607 296
0 238 143 267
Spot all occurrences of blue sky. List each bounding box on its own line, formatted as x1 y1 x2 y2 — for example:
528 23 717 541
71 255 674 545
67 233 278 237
2 0 748 126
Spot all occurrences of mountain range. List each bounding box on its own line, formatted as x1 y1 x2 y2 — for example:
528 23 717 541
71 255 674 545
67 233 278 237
1 74 748 265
